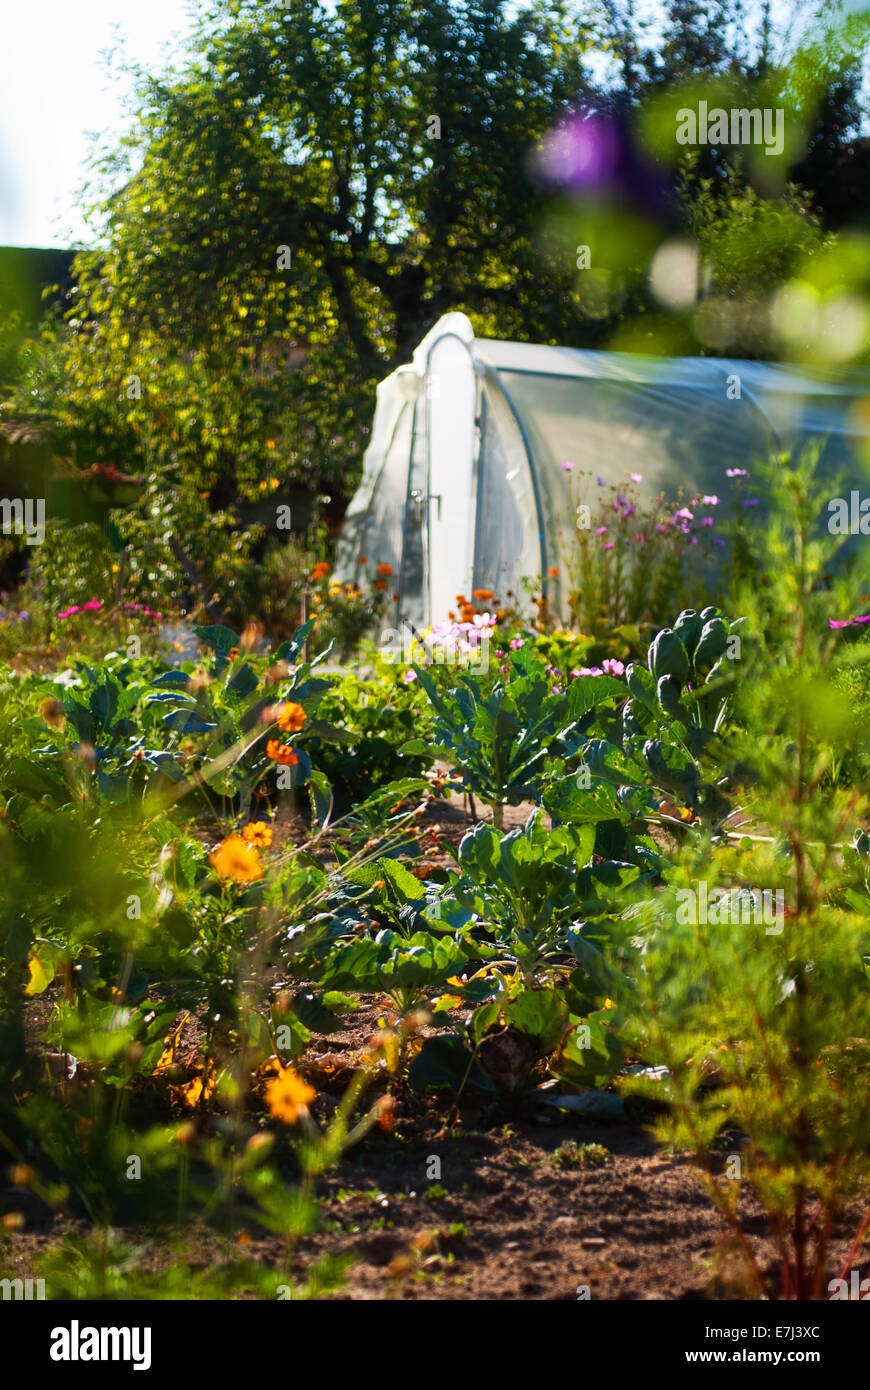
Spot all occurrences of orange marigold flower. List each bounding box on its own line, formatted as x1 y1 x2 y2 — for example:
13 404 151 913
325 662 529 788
359 556 368 565
275 701 306 734
242 821 273 848
265 1065 316 1125
210 834 264 883
378 1095 397 1132
374 580 387 590
472 588 494 601
311 561 331 580
228 646 240 660
266 740 299 766
549 567 559 578
377 563 392 576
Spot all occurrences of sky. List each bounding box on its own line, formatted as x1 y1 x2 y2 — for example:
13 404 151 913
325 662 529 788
0 0 196 249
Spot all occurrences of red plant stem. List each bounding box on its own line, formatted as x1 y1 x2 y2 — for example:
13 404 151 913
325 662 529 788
838 1202 870 1281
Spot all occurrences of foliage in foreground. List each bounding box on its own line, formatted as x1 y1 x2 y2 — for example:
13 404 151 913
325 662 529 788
1 456 869 1298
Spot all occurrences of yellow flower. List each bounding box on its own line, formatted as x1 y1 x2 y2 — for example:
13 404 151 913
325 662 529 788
175 1060 218 1110
242 821 273 848
265 1065 315 1124
210 834 264 883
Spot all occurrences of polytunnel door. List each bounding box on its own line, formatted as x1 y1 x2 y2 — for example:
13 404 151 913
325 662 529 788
425 332 479 625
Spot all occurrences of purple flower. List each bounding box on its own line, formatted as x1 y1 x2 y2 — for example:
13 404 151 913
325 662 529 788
595 526 608 536
743 498 759 507
537 111 620 190
597 476 605 486
633 532 645 543
657 523 669 534
701 516 714 526
603 542 615 551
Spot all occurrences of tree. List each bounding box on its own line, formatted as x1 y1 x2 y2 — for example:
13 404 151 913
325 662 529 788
6 0 870 623
22 1 597 501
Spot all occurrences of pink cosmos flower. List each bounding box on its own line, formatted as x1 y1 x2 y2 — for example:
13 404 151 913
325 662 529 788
726 468 748 478
830 614 870 629
602 658 625 676
701 495 720 505
629 472 643 483
57 605 80 621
